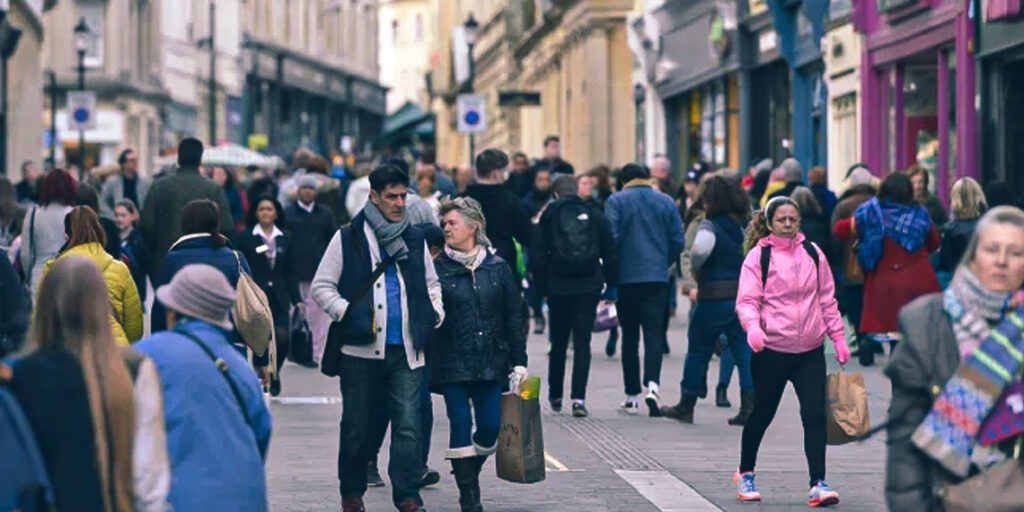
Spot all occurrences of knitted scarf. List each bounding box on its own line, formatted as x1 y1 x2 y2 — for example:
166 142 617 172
853 197 932 271
363 202 409 260
912 267 1024 477
445 245 486 270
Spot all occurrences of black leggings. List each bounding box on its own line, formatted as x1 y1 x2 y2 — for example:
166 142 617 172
739 346 827 487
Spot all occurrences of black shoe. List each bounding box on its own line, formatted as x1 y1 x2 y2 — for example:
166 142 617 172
367 461 385 488
715 385 731 408
451 458 483 512
269 375 281 397
550 398 562 412
605 330 618 357
419 467 441 488
572 402 588 418
660 393 697 423
533 316 546 335
298 360 318 369
859 346 875 367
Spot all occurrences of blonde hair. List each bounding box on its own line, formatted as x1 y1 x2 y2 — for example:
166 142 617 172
950 177 987 221
30 256 135 512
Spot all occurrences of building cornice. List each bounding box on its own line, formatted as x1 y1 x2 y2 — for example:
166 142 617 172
242 37 384 89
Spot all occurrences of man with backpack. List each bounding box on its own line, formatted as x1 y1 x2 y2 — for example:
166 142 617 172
531 175 617 418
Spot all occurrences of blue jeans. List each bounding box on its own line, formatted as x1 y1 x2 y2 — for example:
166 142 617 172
369 365 433 468
442 382 502 458
337 346 424 506
680 300 753 395
718 341 735 387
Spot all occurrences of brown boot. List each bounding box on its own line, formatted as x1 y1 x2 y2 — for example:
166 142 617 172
728 391 755 426
341 496 365 512
659 393 697 423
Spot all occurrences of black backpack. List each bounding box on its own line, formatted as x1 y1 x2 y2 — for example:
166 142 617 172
760 240 820 288
551 201 601 277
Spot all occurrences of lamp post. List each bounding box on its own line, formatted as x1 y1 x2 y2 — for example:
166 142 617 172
463 13 478 163
0 9 22 176
204 1 216 145
74 17 90 170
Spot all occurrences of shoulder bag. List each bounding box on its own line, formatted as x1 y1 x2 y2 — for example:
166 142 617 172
231 251 274 356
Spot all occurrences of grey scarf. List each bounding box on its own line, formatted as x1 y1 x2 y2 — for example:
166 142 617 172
363 202 409 260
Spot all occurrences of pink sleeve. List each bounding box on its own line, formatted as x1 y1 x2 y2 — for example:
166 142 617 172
735 247 765 334
815 244 846 345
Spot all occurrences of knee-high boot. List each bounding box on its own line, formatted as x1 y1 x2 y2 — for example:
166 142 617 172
451 458 483 512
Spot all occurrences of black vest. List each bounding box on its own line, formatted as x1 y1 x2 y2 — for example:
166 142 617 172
697 215 745 302
334 212 435 350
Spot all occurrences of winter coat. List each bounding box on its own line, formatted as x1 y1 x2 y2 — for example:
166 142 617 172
0 253 27 356
151 234 251 335
811 184 839 221
938 219 979 274
605 184 685 285
736 233 846 353
134 319 271 512
800 210 835 266
284 202 337 282
120 229 150 304
19 204 73 296
235 228 302 324
522 189 552 221
120 348 171 512
100 173 152 219
462 182 533 281
921 194 947 228
834 218 940 333
884 294 961 512
139 166 234 279
831 184 876 286
430 251 527 392
43 243 144 346
530 196 617 297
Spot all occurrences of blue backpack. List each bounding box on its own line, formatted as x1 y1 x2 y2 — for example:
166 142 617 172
0 379 53 511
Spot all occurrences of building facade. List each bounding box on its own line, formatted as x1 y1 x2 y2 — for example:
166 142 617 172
822 2 864 190
241 0 386 158
4 0 53 178
379 0 434 113
977 0 1024 203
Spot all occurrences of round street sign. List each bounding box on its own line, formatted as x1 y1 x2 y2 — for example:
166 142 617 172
464 111 480 125
73 107 91 124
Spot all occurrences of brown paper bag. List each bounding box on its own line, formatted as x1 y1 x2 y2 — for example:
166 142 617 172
826 372 870 445
944 459 1024 512
496 394 546 484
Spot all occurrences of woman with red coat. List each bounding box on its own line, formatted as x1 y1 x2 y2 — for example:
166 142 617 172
834 172 940 355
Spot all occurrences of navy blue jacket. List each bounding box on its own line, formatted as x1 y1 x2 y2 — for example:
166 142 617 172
605 184 685 284
284 203 337 282
697 215 745 301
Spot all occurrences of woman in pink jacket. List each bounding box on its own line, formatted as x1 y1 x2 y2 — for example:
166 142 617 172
732 196 850 507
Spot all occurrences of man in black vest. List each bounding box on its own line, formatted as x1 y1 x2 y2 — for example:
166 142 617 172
311 164 444 512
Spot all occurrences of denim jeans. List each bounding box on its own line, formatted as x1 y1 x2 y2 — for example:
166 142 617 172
680 300 753 396
442 382 502 457
619 282 669 396
337 346 424 507
718 340 735 387
547 293 600 400
369 364 433 468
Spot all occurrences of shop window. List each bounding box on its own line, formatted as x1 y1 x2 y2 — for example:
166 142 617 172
832 94 858 176
946 54 958 189
697 80 730 169
877 0 916 12
903 65 939 191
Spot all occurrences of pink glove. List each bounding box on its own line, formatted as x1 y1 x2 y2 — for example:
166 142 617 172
746 327 766 353
834 339 851 365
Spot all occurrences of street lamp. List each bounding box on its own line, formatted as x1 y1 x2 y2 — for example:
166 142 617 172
0 10 22 176
74 17 90 170
463 13 478 162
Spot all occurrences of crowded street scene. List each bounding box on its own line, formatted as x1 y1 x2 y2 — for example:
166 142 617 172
2 0 1024 511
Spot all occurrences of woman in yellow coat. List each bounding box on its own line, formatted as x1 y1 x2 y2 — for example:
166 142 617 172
42 206 143 345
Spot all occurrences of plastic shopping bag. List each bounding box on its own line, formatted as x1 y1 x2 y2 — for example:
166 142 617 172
826 372 870 445
592 302 619 333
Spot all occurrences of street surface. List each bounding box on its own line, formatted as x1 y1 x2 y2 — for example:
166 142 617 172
266 301 891 512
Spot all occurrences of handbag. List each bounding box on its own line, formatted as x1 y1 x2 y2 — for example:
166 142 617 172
592 302 618 332
289 312 314 366
944 439 1024 512
496 393 546 484
231 251 274 357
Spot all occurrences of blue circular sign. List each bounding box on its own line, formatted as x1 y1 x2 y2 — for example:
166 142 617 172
73 107 91 123
464 111 480 125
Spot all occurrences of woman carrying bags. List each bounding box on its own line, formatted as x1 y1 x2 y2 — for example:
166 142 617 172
431 197 528 512
733 196 850 507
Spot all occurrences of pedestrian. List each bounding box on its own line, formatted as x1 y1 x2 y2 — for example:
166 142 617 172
807 167 838 222
532 175 616 418
415 147 457 198
937 177 987 287
246 165 280 214
113 199 150 305
0 177 24 252
885 206 1024 511
42 207 143 346
586 164 615 206
650 155 677 196
212 167 248 232
135 264 272 511
432 197 528 512
505 151 533 199
10 255 165 512
661 176 754 425
831 165 877 366
679 166 710 310
732 196 850 506
14 160 40 205
766 158 805 201
235 195 305 394
20 168 77 296
834 172 940 354
760 166 788 207
285 174 338 363
905 164 947 227
747 160 773 207
312 164 444 512
100 148 151 220
462 149 533 285
522 164 553 334
76 183 123 259
606 163 685 416
387 157 438 225
0 249 27 356
522 165 553 223
789 186 833 264
532 135 575 176
454 166 474 195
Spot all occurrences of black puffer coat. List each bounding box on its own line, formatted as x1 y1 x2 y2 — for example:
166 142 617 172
429 250 527 393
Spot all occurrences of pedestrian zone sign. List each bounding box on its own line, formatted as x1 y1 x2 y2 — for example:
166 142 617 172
67 91 97 131
457 94 487 135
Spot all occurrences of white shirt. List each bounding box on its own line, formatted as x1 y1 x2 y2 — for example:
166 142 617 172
252 224 284 266
297 200 315 214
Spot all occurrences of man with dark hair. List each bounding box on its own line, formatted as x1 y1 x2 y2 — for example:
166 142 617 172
506 151 533 199
415 147 456 198
140 137 233 278
532 135 575 176
312 164 444 512
14 160 39 204
463 148 532 284
606 162 685 417
100 148 151 219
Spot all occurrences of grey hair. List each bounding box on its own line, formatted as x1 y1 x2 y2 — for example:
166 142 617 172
439 196 492 247
789 186 823 216
961 206 1024 267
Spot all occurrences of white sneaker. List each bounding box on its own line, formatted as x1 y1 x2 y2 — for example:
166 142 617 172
645 383 661 417
619 397 641 415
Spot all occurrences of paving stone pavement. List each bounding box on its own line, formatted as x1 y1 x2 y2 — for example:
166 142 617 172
266 301 892 512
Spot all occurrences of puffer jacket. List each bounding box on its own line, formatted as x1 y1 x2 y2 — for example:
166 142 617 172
429 250 527 393
885 293 960 512
735 233 845 353
43 243 143 346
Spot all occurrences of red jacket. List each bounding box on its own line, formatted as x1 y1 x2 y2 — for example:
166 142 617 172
834 219 940 333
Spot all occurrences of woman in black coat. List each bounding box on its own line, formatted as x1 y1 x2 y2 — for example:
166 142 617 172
235 195 303 394
431 197 527 512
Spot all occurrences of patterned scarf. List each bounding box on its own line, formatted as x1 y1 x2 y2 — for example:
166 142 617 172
853 197 932 271
912 272 1024 477
445 245 486 270
363 202 409 260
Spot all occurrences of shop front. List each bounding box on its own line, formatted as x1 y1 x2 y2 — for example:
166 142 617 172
823 17 864 189
852 0 976 204
977 1 1024 203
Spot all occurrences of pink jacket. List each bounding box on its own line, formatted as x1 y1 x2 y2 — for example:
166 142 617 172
735 233 846 354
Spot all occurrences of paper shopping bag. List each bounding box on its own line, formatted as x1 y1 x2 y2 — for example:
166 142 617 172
826 372 870 445
496 394 546 484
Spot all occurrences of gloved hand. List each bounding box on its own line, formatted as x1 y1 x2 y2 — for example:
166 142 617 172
834 338 851 366
509 366 528 392
747 327 766 353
